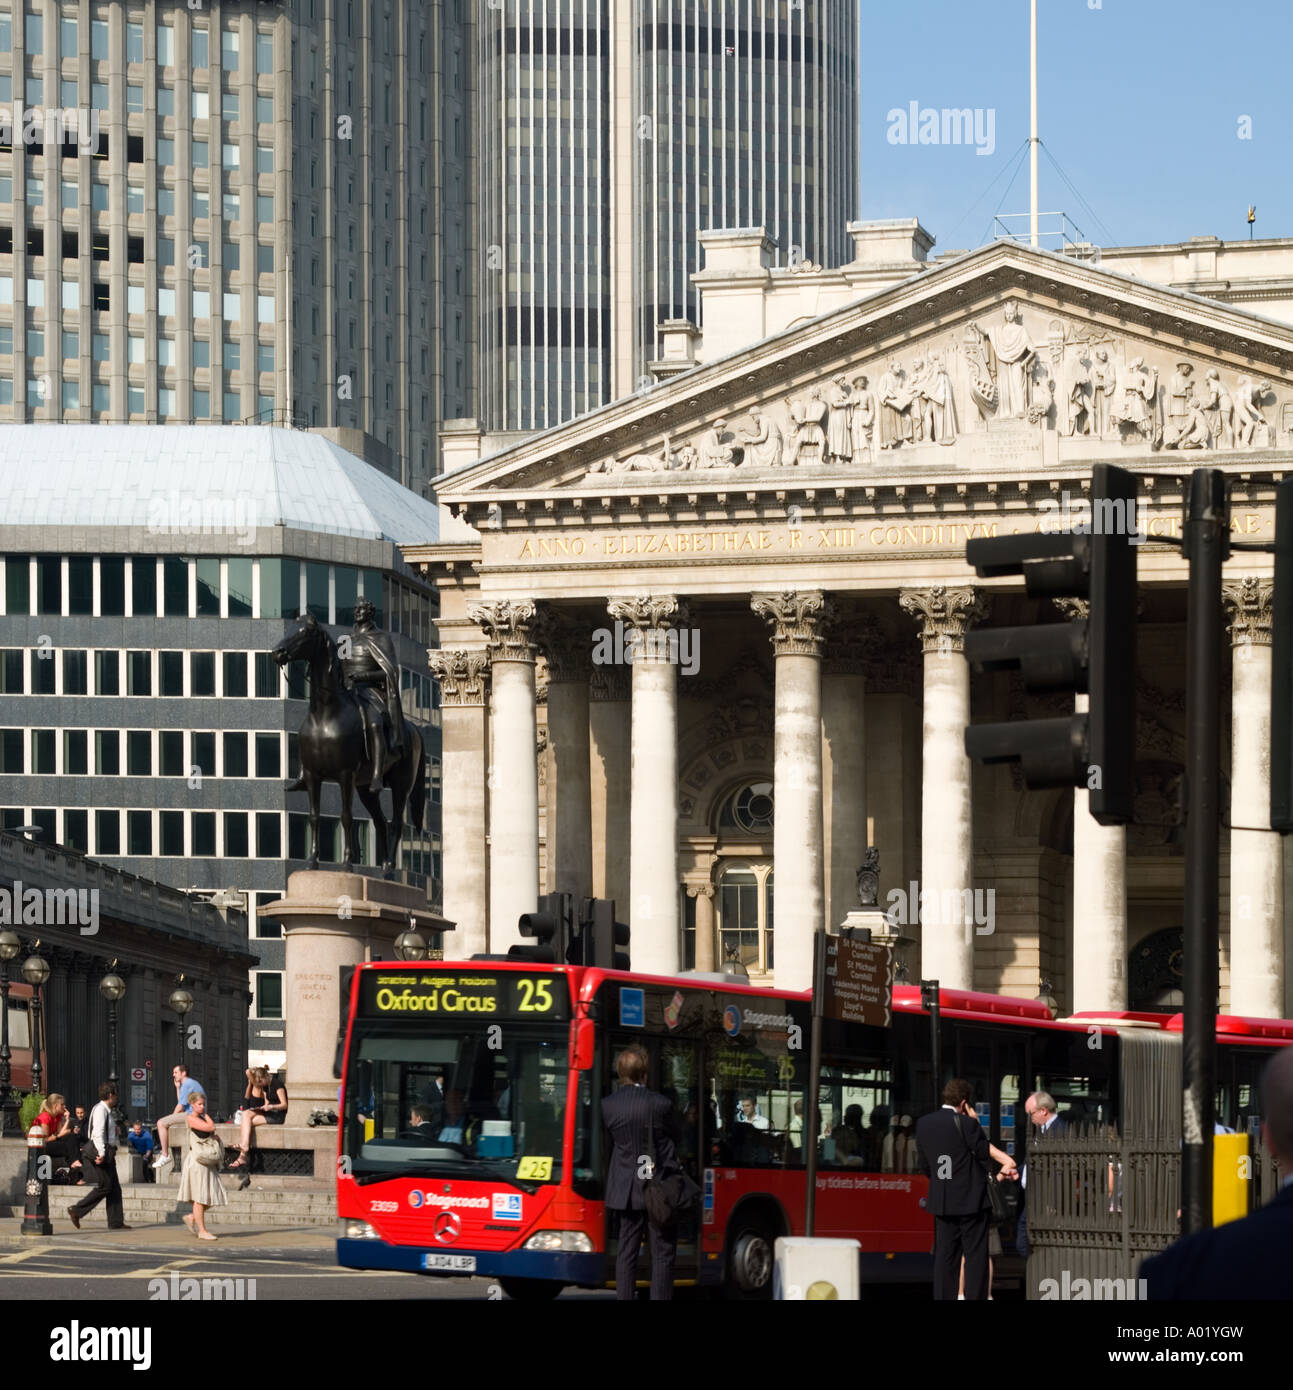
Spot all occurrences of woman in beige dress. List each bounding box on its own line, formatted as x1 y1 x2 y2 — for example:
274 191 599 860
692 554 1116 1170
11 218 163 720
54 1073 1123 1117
178 1091 227 1240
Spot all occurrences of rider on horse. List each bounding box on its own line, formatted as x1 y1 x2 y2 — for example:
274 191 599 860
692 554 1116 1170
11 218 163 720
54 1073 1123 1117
343 598 406 793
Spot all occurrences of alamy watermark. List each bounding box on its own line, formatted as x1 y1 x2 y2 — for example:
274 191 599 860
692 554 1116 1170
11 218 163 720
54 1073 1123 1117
886 880 994 941
0 881 98 936
1037 491 1150 544
590 619 700 676
886 102 996 157
1039 1270 1145 1300
146 492 259 547
0 105 101 155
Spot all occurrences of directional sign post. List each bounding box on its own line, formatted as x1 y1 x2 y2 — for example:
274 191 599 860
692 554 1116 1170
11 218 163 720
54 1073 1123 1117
804 929 896 1236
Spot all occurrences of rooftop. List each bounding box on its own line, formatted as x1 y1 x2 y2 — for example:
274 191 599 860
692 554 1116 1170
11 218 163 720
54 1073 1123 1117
0 424 440 545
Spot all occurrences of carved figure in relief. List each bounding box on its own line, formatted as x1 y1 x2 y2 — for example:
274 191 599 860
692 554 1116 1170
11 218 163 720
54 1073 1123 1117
1112 355 1161 447
1090 348 1116 437
700 417 738 469
1168 363 1194 433
1026 360 1055 426
982 301 1037 419
739 405 786 468
1203 369 1235 450
1064 354 1090 435
962 323 996 420
825 376 854 465
849 374 876 463
907 357 930 442
1164 391 1211 450
1234 376 1272 447
912 353 956 444
786 386 829 464
877 359 913 449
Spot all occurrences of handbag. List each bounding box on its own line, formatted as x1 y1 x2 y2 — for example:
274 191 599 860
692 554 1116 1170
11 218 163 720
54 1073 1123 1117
953 1113 1014 1223
190 1129 224 1170
642 1101 701 1227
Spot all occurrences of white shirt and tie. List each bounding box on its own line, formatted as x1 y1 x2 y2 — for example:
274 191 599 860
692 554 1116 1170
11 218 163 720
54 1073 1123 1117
86 1100 119 1159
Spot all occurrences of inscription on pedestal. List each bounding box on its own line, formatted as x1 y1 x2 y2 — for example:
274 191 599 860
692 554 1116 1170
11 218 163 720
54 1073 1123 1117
969 419 1045 472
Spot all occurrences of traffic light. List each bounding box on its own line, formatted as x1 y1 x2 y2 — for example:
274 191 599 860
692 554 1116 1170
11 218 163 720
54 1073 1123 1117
1272 479 1293 831
963 463 1138 825
582 898 630 971
511 892 578 964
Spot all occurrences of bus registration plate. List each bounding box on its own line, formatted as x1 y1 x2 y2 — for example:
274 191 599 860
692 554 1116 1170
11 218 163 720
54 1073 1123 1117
423 1253 476 1273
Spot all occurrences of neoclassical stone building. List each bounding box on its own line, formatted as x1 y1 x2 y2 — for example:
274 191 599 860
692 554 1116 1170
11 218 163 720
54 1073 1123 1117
407 227 1293 1019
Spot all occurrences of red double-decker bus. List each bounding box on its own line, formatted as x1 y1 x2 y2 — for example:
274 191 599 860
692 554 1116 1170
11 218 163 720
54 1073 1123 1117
334 958 1292 1299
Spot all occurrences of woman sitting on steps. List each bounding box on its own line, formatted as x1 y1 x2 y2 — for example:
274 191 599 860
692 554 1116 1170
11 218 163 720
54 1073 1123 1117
227 1067 289 1173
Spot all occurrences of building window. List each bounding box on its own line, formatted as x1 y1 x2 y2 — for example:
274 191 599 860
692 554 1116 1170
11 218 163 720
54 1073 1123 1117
100 559 125 615
191 650 216 696
127 810 151 855
192 811 216 856
94 651 120 695
32 652 56 695
254 652 282 699
95 810 120 856
191 731 216 778
157 23 174 67
30 729 56 775
160 810 184 856
192 27 209 69
63 809 88 852
196 559 220 616
159 651 184 696
126 730 151 776
224 812 249 857
159 730 184 777
63 730 88 776
163 558 189 616
126 650 151 695
95 730 120 776
254 732 281 779
0 651 22 692
62 649 88 694
223 652 248 697
0 729 22 773
223 732 248 778
255 812 281 858
255 973 283 1019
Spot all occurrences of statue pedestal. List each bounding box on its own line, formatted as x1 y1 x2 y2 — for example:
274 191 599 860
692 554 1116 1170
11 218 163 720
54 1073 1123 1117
835 907 904 944
258 871 454 1121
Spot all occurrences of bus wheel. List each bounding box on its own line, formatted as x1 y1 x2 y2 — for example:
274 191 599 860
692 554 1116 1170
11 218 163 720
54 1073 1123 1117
725 1218 775 1299
499 1277 564 1301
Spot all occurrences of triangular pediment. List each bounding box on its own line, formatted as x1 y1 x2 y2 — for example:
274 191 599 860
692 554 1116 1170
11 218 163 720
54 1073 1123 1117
436 240 1293 514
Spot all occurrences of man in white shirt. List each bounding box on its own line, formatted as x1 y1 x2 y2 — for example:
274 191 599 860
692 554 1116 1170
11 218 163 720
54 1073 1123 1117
67 1082 129 1231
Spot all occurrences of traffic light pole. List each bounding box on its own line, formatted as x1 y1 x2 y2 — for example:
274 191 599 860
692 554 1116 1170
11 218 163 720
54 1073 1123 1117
1181 468 1227 1237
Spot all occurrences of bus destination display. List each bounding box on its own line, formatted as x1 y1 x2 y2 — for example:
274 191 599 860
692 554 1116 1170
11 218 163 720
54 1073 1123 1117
359 970 569 1020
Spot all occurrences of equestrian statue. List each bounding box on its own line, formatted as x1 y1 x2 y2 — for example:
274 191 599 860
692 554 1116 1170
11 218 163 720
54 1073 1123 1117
271 599 426 876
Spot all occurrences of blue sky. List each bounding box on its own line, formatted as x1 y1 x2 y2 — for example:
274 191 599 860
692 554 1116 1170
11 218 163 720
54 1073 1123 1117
859 0 1293 253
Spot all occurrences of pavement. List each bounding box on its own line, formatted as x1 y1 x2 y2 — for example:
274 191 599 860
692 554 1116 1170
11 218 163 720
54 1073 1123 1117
0 1217 334 1252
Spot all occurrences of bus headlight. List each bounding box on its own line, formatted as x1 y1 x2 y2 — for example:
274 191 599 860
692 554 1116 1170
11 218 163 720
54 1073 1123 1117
523 1231 593 1253
341 1220 383 1240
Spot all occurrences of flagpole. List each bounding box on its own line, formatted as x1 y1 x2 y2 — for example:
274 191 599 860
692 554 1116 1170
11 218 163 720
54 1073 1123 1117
1030 0 1039 248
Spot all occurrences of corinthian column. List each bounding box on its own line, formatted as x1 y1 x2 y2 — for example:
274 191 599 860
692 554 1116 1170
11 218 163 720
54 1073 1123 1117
899 586 987 990
1223 578 1284 1016
753 590 830 991
532 609 594 899
469 600 540 951
1056 598 1128 1013
427 649 490 956
607 595 687 975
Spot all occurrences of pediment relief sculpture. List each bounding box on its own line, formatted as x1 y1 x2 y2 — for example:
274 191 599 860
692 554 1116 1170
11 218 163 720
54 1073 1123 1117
576 300 1284 482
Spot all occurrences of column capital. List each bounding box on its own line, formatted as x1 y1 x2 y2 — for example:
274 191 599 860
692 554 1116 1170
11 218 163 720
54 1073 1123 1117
685 882 716 900
589 664 630 702
1052 596 1089 621
427 649 491 707
606 594 689 631
751 590 833 657
530 606 593 683
468 599 539 663
1222 577 1274 647
899 586 988 655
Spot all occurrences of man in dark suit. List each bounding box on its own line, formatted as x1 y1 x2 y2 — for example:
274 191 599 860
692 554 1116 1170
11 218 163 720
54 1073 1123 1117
915 1078 1017 1300
1016 1089 1068 1257
602 1045 678 1301
401 1104 438 1143
1141 1047 1293 1300
68 1083 129 1231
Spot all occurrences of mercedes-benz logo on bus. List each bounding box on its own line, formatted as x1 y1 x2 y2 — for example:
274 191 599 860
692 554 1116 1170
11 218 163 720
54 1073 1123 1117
433 1211 462 1244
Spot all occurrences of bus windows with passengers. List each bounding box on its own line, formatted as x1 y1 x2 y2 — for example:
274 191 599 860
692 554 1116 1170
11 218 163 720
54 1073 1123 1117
343 967 589 1186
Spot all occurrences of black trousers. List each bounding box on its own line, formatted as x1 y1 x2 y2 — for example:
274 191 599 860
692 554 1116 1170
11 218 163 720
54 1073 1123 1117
932 1209 990 1300
613 1208 677 1301
69 1148 124 1228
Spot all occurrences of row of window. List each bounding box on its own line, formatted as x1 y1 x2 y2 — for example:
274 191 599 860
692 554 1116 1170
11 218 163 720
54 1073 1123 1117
0 805 439 871
0 275 276 320
0 78 274 127
2 180 275 223
1 381 276 419
0 647 438 716
1 557 433 637
0 14 274 74
0 326 275 370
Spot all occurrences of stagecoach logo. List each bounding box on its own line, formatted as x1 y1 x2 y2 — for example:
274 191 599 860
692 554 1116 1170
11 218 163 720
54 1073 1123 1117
723 1006 742 1037
433 1211 462 1244
408 1189 425 1209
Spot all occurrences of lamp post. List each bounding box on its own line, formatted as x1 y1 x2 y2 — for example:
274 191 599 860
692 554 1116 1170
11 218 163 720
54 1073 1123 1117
394 930 428 962
99 969 126 1121
21 952 49 1097
0 930 20 1134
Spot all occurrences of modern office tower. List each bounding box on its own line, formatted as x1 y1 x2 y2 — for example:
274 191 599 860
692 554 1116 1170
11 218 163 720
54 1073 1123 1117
0 424 442 1066
475 0 859 432
0 0 470 497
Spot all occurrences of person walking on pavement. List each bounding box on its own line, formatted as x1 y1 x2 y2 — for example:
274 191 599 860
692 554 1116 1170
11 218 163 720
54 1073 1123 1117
915 1078 1017 1300
1016 1089 1067 1257
602 1046 679 1301
67 1082 130 1231
179 1091 227 1241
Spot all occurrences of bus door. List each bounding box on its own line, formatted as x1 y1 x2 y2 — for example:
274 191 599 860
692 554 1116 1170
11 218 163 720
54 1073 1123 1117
954 1026 1027 1158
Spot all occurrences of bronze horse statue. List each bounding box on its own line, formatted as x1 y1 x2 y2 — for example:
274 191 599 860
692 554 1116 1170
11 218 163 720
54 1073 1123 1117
271 613 426 876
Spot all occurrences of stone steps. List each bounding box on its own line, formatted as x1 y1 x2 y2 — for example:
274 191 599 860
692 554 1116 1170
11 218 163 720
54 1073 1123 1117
9 1184 337 1228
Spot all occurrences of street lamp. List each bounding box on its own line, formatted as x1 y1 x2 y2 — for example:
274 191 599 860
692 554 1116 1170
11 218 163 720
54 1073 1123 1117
0 929 20 1133
98 967 126 1108
21 950 50 1096
394 930 428 961
169 985 194 1017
